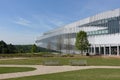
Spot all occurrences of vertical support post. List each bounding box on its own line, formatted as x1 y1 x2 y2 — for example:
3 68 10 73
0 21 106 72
104 45 106 56
109 45 111 56
99 45 101 55
117 45 119 56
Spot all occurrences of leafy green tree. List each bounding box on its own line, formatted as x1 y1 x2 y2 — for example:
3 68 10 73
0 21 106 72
0 40 8 53
75 31 90 55
31 44 38 53
8 44 16 53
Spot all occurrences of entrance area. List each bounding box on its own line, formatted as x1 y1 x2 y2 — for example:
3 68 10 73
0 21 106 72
90 44 120 56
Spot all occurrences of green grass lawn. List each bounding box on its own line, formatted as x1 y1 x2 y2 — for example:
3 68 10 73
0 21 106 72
0 56 120 66
6 68 120 80
0 67 36 74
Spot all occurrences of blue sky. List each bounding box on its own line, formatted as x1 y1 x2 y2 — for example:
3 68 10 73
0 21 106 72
0 0 120 44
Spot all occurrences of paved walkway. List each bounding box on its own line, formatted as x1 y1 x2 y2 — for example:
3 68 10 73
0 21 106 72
0 58 27 60
0 65 120 79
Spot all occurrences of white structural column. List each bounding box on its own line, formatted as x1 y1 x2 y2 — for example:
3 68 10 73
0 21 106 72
109 45 111 56
104 45 106 55
99 46 101 54
117 45 119 56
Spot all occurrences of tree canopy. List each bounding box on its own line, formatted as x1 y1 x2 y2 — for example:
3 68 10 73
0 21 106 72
75 31 90 54
31 44 38 53
0 41 16 53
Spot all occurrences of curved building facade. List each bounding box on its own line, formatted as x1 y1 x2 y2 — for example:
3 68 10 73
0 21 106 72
36 8 120 55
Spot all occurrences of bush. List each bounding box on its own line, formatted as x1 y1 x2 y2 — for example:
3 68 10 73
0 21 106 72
0 54 39 58
0 52 56 58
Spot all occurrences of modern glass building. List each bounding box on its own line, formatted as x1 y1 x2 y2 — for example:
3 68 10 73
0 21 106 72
36 8 120 55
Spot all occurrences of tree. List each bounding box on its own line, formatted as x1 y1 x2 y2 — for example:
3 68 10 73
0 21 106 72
0 40 8 53
8 44 16 53
75 31 90 55
31 44 38 53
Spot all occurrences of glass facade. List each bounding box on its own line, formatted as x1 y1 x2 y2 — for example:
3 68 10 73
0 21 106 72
87 29 108 36
79 16 120 36
37 16 120 51
36 9 120 54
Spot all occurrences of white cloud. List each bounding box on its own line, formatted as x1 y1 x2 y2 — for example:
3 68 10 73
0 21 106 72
32 14 66 29
6 14 67 44
14 17 31 26
13 14 68 32
48 18 65 26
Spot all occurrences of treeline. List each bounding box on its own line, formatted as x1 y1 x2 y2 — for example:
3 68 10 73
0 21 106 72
0 40 38 53
0 41 16 53
0 40 53 54
15 44 38 53
15 45 56 53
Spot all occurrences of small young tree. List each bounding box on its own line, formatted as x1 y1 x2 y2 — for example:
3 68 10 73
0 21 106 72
75 31 90 55
31 44 38 53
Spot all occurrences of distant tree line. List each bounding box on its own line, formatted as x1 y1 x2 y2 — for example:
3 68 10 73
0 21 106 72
0 40 16 53
0 40 54 54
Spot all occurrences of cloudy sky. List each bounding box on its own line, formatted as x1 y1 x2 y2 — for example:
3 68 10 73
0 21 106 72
0 0 120 44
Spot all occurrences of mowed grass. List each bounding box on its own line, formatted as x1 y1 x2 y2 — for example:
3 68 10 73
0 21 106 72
0 67 36 74
0 56 120 66
6 68 120 80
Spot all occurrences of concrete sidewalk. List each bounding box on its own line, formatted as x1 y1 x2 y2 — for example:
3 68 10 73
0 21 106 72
0 65 120 79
